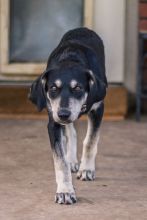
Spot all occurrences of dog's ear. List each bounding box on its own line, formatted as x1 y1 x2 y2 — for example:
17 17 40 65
28 71 48 112
86 70 97 89
86 69 107 104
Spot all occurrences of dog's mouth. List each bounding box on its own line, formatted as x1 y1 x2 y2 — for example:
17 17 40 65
56 118 73 125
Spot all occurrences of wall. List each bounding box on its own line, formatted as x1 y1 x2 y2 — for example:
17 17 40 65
93 0 126 83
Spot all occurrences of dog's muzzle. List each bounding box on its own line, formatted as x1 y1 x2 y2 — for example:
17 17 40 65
58 109 71 121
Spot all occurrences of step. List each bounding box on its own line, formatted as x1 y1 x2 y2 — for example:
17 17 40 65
0 85 127 120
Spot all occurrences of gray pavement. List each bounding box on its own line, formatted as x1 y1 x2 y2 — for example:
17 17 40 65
0 119 147 220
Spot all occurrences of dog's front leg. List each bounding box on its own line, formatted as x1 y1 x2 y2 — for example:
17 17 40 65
48 118 76 204
77 102 104 181
66 123 79 173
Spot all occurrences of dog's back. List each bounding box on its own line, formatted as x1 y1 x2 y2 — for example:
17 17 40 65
60 27 103 53
47 28 107 87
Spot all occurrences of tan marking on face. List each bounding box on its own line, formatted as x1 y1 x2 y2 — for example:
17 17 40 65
70 80 77 88
55 79 62 88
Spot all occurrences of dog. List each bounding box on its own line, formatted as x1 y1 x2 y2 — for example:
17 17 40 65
29 27 107 204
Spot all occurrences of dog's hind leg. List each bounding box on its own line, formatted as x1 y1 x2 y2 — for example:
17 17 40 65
65 123 79 173
77 101 104 181
48 117 76 204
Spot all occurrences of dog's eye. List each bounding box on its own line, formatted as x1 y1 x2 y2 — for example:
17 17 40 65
74 86 82 91
50 86 58 92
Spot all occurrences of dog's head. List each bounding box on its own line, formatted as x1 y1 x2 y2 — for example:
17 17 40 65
29 64 106 124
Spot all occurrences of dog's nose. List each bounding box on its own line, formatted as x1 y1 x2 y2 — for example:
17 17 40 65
58 109 71 121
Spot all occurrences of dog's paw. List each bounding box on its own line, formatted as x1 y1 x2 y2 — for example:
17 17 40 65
70 162 79 173
77 170 95 181
55 192 77 205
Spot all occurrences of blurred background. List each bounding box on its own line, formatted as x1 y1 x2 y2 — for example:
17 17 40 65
0 0 146 121
0 1 147 219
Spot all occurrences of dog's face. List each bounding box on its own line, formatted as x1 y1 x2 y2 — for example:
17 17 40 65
43 66 90 124
29 64 106 123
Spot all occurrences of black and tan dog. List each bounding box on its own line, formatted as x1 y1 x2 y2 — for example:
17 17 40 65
29 27 107 204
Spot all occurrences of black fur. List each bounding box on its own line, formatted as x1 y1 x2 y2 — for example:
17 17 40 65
29 27 107 113
29 28 107 205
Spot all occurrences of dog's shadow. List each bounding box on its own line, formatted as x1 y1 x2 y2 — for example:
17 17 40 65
77 197 94 204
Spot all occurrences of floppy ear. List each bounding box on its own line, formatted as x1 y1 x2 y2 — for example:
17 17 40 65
86 69 107 107
86 70 97 88
28 71 48 112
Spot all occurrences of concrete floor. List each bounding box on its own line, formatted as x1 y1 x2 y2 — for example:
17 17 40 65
0 119 147 220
